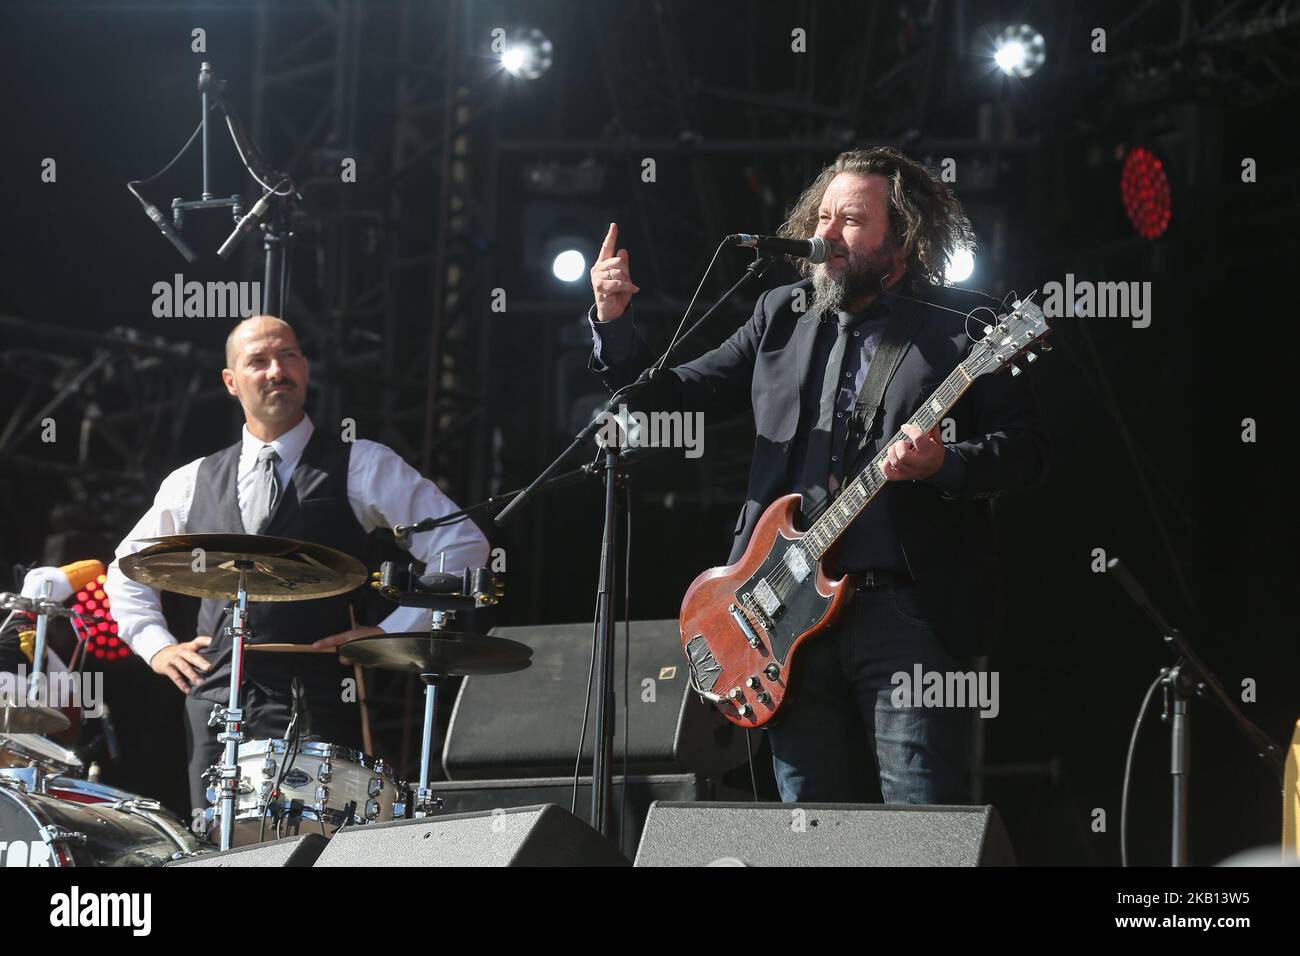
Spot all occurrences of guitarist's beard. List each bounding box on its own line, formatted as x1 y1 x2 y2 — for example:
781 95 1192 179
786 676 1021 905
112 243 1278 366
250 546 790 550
810 239 896 316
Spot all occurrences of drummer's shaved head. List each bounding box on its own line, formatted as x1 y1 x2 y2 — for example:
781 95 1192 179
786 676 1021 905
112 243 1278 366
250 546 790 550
225 315 297 368
221 315 309 440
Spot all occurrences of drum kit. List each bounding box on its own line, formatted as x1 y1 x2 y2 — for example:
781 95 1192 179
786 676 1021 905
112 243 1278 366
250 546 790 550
0 531 528 865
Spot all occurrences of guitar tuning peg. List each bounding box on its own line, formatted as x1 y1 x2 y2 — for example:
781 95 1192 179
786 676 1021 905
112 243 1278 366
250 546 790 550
982 325 993 336
1009 364 1022 377
1025 351 1038 363
1039 341 1052 352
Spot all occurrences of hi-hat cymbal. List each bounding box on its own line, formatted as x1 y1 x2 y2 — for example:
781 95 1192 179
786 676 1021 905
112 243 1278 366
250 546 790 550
120 533 366 602
340 632 532 677
0 703 71 735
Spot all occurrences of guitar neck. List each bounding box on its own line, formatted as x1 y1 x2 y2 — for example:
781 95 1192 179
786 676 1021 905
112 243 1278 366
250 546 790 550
803 361 975 560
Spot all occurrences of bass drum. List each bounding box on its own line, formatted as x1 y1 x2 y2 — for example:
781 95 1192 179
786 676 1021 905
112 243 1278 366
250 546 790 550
0 781 201 867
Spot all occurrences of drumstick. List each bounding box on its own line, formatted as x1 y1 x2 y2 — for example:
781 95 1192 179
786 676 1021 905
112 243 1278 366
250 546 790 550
349 605 374 755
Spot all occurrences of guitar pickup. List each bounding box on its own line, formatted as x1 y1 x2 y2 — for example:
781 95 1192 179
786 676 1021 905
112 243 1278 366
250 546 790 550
752 579 781 618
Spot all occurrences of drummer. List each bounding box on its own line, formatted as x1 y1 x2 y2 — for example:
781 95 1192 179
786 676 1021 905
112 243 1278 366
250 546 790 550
104 315 489 813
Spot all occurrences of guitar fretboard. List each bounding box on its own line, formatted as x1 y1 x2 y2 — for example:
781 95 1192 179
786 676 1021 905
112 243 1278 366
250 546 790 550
802 360 975 560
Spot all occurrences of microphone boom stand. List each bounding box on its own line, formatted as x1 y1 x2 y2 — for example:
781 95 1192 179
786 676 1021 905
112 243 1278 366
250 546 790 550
487 253 774 839
1107 557 1285 866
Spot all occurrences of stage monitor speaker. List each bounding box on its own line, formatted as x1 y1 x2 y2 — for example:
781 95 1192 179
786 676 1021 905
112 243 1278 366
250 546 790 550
166 833 328 867
313 804 630 867
432 772 748 859
443 620 756 779
634 802 1016 867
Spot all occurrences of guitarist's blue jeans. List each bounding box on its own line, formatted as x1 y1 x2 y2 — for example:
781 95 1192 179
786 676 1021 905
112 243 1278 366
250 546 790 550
768 581 975 804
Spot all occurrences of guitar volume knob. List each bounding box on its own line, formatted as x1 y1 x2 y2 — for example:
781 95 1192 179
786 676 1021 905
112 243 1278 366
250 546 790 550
729 687 744 701
745 676 761 689
737 704 753 719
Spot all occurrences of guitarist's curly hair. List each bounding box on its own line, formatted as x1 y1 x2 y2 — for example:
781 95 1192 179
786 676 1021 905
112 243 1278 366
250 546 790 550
777 146 975 287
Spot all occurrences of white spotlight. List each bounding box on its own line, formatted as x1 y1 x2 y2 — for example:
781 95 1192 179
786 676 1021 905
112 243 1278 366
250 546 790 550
552 248 586 283
501 28 553 80
993 24 1045 78
946 247 975 284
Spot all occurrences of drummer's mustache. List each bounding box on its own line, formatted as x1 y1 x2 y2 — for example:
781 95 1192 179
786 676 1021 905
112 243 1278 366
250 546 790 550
264 377 297 392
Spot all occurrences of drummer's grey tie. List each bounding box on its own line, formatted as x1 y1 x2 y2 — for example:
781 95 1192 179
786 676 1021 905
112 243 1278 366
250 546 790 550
243 444 281 534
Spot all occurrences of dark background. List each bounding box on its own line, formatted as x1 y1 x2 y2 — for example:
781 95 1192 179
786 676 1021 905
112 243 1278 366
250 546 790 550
1 0 1296 865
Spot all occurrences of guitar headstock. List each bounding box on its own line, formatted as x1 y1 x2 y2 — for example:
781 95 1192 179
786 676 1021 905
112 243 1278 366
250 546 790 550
963 294 1052 380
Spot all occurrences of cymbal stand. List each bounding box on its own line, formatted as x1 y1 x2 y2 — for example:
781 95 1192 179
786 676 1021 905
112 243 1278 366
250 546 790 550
208 562 253 851
412 606 453 819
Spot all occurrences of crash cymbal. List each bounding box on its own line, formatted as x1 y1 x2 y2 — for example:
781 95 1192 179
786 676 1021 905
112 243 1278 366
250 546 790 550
120 533 366 602
339 632 532 677
0 703 71 735
243 643 338 654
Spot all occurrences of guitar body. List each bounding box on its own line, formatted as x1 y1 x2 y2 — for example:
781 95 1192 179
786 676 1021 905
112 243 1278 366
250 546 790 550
679 494 855 728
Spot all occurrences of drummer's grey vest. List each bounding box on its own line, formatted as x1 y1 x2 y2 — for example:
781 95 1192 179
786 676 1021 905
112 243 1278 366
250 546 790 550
187 428 367 703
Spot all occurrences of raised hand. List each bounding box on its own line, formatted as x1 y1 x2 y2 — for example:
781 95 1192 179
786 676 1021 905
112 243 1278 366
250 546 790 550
590 222 641 323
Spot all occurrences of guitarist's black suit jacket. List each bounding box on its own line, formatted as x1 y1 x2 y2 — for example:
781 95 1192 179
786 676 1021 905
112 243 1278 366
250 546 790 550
589 277 1049 659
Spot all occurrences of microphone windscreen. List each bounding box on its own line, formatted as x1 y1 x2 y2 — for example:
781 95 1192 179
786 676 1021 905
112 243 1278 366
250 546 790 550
60 559 107 595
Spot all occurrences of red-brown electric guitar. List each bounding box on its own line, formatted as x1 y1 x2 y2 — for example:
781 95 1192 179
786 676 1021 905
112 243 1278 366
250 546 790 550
679 296 1050 727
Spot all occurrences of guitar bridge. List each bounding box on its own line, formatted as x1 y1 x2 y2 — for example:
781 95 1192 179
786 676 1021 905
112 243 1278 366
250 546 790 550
739 593 773 634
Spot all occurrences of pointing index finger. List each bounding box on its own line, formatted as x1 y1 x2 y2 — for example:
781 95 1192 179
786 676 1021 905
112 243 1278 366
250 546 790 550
598 222 618 261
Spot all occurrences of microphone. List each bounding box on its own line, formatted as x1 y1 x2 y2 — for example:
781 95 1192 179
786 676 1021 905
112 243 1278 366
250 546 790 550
217 192 273 259
135 195 198 263
727 234 830 263
60 560 106 596
101 704 121 762
290 677 311 740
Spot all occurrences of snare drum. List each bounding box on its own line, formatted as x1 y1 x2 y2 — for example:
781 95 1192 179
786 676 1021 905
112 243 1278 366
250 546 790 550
216 738 402 845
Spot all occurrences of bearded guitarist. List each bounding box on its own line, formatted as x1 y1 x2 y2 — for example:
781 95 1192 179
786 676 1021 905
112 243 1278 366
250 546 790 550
585 147 1049 804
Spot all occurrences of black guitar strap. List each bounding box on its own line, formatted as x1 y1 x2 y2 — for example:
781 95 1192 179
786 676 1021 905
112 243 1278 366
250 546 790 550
839 302 922 486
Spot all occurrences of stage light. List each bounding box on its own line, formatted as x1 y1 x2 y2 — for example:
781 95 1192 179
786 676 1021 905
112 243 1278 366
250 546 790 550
993 24 1045 78
1121 146 1172 240
946 246 975 284
76 572 123 663
552 248 587 283
501 28 553 80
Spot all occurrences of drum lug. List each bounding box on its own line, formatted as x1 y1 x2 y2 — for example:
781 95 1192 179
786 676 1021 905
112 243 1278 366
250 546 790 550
317 759 332 784
367 777 383 798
